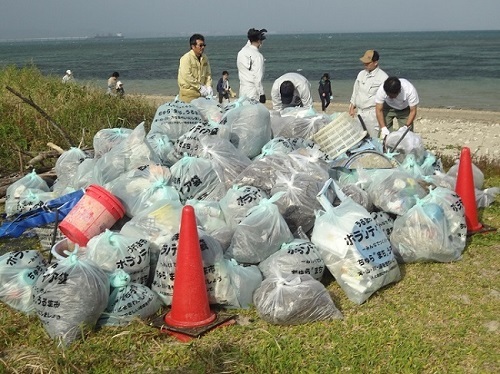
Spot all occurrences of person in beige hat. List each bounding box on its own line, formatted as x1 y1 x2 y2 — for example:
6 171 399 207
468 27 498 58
349 50 388 138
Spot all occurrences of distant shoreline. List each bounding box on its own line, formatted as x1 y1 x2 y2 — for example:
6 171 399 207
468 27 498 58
2 29 500 43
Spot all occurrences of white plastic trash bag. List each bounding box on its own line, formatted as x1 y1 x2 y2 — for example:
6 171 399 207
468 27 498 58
197 135 251 189
149 99 203 141
186 199 227 234
220 99 272 158
86 230 151 285
370 211 395 238
258 137 294 157
53 147 89 194
98 269 161 326
270 171 325 234
151 229 230 306
253 274 343 325
146 132 175 167
69 158 97 190
0 250 47 314
219 258 262 309
106 163 180 218
365 169 427 216
219 185 268 230
258 239 325 281
93 122 160 185
232 152 296 195
5 170 50 217
226 193 294 264
172 122 231 160
93 128 132 158
33 254 109 346
119 199 183 285
390 189 467 263
190 97 224 123
170 155 225 203
447 159 484 190
311 179 401 304
384 127 425 164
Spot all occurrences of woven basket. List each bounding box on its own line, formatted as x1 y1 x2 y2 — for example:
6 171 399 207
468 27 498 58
313 112 367 159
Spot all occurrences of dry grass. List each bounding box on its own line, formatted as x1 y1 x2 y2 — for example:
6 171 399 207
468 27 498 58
0 65 155 175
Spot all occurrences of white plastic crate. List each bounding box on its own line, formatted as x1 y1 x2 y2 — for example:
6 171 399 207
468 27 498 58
313 112 367 159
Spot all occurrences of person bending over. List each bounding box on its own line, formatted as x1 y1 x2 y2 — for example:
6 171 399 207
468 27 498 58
271 72 313 111
375 76 419 138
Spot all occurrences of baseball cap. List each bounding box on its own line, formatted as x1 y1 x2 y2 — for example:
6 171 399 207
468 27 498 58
360 50 379 63
279 81 294 105
66 70 72 75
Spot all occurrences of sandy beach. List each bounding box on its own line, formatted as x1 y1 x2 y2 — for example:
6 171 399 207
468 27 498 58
140 95 500 161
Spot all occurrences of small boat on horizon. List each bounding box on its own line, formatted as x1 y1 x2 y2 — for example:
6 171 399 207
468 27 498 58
93 33 124 39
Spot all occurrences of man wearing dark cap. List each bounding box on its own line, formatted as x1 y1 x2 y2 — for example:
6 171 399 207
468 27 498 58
349 50 388 138
271 72 313 111
237 28 267 103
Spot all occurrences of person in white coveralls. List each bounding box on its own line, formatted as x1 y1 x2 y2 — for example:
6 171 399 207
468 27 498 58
271 72 313 111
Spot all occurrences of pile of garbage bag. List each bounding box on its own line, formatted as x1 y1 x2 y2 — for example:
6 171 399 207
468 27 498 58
1 96 498 345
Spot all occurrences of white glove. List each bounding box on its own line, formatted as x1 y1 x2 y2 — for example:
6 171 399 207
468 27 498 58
380 127 390 138
206 86 213 97
199 85 209 97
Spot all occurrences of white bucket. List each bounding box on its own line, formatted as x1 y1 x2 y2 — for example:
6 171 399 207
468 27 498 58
50 238 85 261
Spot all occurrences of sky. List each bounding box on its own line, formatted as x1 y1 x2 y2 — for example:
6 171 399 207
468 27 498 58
1 0 499 40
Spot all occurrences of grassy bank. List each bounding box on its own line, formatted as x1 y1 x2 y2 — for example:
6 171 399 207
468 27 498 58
0 65 155 175
0 67 499 373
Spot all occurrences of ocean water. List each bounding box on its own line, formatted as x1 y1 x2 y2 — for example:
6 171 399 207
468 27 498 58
1 30 499 111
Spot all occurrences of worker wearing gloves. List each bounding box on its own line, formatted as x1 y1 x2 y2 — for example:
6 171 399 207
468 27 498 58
178 33 213 103
375 76 419 138
349 50 388 138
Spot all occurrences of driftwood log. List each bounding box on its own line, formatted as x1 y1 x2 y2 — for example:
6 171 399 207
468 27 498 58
26 142 66 168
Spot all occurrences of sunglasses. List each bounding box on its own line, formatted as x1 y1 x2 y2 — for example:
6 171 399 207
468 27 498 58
197 43 206 47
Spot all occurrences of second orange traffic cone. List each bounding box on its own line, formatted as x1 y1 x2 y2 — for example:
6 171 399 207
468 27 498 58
164 205 216 328
455 147 483 233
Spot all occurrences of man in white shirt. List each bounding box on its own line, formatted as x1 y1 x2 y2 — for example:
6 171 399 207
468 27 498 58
375 77 420 137
271 72 313 111
349 50 388 138
237 28 267 103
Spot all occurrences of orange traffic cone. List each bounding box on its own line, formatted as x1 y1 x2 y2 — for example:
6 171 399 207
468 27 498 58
164 205 216 328
455 147 483 234
158 205 235 342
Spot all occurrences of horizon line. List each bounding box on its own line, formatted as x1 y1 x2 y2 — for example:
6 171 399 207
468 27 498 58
1 28 499 43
